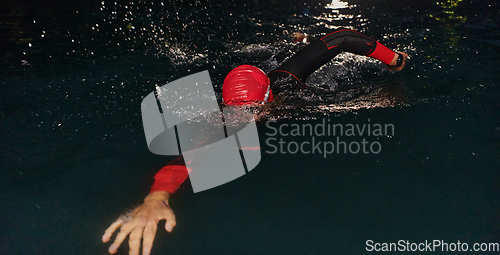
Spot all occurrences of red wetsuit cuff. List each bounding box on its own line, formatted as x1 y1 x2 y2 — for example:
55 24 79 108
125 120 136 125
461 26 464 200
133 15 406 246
150 165 189 194
368 41 396 65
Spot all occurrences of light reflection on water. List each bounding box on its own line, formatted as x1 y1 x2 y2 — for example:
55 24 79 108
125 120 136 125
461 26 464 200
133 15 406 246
316 0 361 29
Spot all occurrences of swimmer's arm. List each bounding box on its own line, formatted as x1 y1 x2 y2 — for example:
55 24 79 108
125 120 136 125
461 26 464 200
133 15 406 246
102 191 176 255
293 30 408 70
102 160 188 255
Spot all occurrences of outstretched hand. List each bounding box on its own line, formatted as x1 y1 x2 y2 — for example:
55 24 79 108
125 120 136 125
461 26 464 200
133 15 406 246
102 191 176 255
387 51 408 71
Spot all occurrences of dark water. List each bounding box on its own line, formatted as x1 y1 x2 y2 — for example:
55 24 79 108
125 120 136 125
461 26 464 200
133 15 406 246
1 0 499 254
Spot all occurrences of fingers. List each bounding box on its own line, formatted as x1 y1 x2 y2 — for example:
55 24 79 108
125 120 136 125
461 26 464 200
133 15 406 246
108 222 135 254
399 52 408 70
102 219 123 243
128 222 145 255
164 208 176 232
397 51 408 58
387 52 408 71
107 216 158 255
142 219 158 255
105 199 176 255
397 51 409 64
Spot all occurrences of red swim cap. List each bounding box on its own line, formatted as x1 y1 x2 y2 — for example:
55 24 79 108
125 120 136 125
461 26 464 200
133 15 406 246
222 65 274 105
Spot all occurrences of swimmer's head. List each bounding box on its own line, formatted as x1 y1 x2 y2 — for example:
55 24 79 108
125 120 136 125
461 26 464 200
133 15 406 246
222 65 274 105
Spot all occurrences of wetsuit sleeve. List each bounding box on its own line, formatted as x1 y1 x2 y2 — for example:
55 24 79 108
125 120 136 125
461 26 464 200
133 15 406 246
268 28 396 90
150 156 190 194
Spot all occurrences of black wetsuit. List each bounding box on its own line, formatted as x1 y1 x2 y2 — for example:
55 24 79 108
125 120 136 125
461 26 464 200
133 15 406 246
267 28 383 93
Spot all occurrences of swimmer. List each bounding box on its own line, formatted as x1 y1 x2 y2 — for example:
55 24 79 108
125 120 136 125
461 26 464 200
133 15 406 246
102 28 408 255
